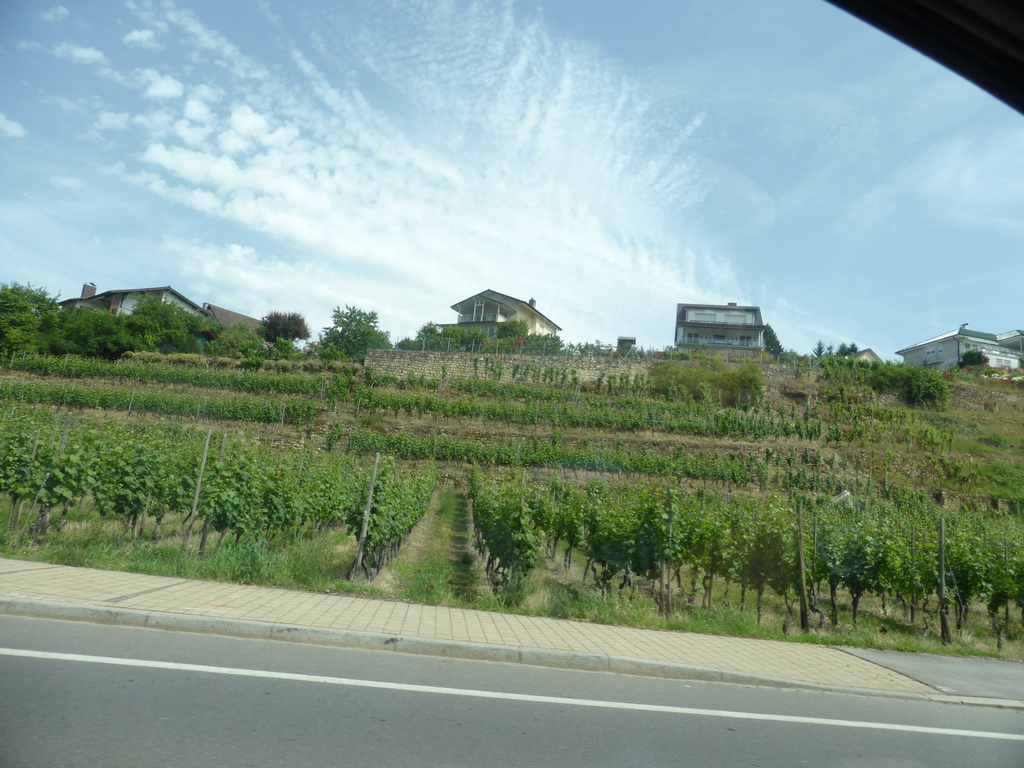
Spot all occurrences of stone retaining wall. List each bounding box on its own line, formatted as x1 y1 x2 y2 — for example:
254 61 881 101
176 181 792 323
364 349 806 385
364 349 651 385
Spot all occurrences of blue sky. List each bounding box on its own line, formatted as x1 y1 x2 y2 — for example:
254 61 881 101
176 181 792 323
2 0 1022 356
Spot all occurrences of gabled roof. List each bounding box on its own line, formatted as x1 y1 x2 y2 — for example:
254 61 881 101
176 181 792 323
851 348 882 363
60 285 206 314
451 289 562 332
204 303 261 330
896 326 1006 354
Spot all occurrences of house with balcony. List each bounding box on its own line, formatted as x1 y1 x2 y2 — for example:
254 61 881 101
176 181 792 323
447 289 561 338
674 302 765 351
60 283 261 330
896 324 1024 371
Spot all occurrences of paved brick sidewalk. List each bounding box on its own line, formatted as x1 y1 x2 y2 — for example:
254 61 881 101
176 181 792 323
0 557 934 695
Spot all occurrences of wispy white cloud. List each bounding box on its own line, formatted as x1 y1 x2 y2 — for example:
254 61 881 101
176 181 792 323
123 29 161 50
39 0 735 341
137 69 184 99
50 176 83 190
95 111 131 131
0 113 27 138
52 43 107 65
40 6 69 22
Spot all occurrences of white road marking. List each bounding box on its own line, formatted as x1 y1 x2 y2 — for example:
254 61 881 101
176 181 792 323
2 647 1021 742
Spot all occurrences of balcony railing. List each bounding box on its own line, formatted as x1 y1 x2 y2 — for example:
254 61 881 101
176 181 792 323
678 336 761 348
458 313 510 324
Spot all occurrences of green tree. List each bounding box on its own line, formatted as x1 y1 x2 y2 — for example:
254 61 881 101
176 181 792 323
762 324 783 358
836 342 860 357
414 321 444 350
319 305 392 361
811 340 826 358
52 307 134 359
0 283 60 358
123 295 206 353
261 311 310 343
443 324 487 350
496 319 529 339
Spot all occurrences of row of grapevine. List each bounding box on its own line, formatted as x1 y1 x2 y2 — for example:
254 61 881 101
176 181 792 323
0 408 433 568
364 374 956 452
343 427 773 483
468 469 540 589
353 386 823 440
0 379 321 426
468 470 1024 628
9 354 356 400
344 456 436 577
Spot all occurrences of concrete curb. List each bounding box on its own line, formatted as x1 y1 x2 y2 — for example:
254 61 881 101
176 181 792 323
4 595 1023 711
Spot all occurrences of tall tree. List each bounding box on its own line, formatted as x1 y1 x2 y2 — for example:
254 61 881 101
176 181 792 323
319 305 391 361
836 342 860 357
811 339 827 358
762 324 783 358
261 311 310 343
0 283 60 357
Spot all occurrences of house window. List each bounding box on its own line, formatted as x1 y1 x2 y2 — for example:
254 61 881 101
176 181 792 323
686 333 698 343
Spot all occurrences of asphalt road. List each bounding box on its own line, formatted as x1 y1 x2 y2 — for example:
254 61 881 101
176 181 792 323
843 646 1024 700
2 615 1022 768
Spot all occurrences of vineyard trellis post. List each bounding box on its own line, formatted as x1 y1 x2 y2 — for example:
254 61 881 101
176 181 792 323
939 517 951 645
181 428 213 550
1004 537 1011 627
349 452 381 580
662 489 675 617
198 433 228 558
796 501 809 633
910 525 917 625
29 415 71 545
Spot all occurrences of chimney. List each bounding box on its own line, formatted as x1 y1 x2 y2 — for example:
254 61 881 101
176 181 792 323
960 323 969 330
81 282 96 299
528 298 536 308
727 302 737 307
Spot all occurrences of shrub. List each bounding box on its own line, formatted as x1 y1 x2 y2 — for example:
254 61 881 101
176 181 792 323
649 361 763 405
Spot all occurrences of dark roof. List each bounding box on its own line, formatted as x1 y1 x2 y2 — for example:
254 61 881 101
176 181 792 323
451 288 562 332
826 0 1024 115
204 304 261 330
59 285 205 314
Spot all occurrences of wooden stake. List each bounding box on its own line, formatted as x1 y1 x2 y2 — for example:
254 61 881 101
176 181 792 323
198 434 228 558
349 453 381 580
939 517 951 645
796 502 809 633
182 429 213 549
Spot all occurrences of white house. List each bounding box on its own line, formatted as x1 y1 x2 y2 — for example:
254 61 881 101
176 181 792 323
674 302 765 350
60 283 260 330
896 324 1024 371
